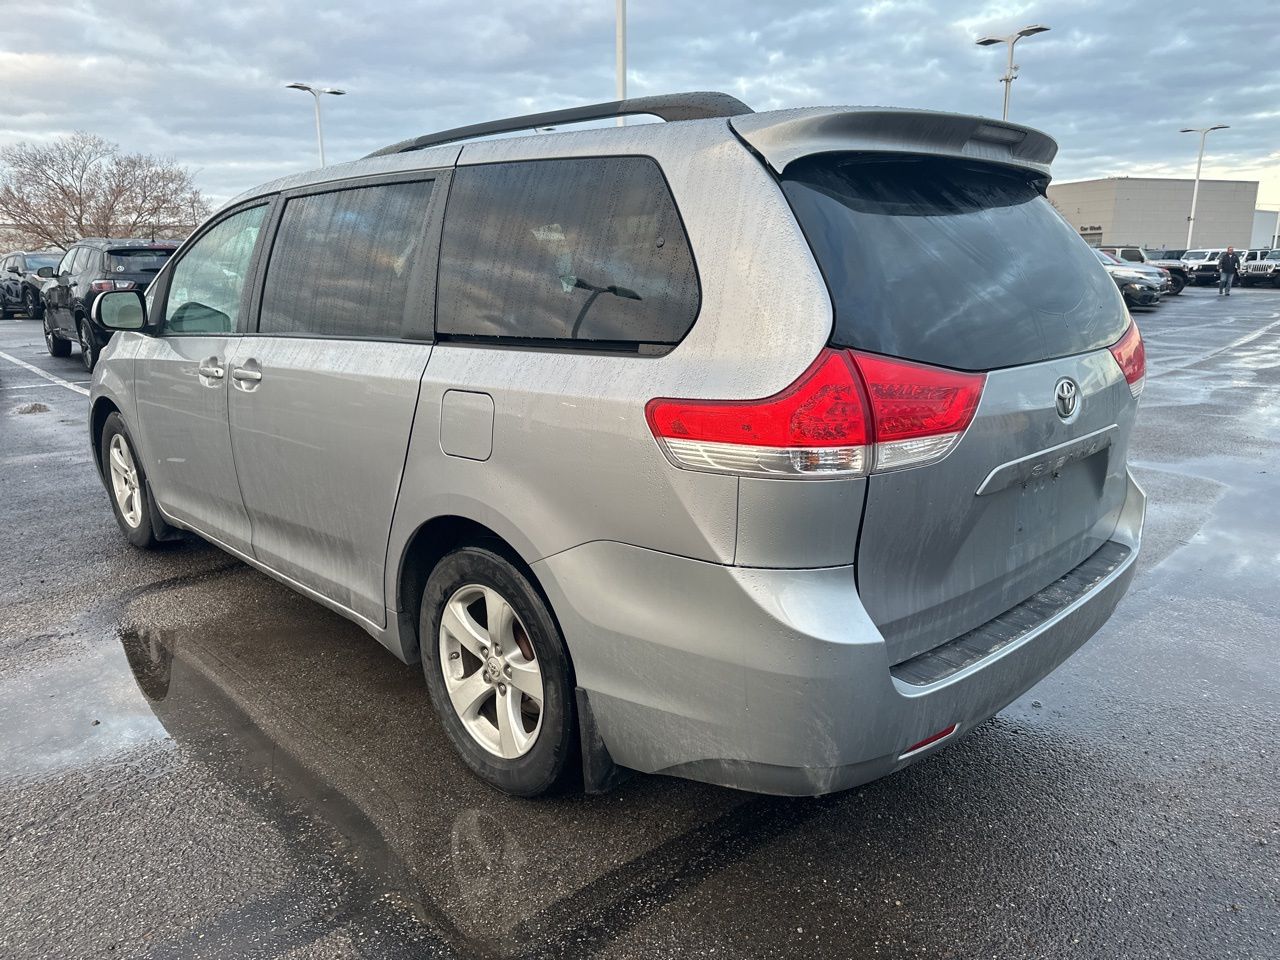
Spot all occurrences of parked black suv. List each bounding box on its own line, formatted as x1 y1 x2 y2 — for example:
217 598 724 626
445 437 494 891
42 239 177 368
1 251 62 319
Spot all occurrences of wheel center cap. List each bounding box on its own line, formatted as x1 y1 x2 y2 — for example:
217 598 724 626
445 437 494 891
485 656 502 680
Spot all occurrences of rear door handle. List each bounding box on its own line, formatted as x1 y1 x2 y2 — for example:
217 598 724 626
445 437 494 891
231 367 262 383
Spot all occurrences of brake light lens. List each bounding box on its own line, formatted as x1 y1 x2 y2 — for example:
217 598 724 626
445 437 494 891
645 349 871 478
1108 320 1145 398
646 349 986 478
90 279 136 293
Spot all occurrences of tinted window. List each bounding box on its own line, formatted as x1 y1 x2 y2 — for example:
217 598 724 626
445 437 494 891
782 153 1127 371
436 157 699 348
26 254 59 270
105 248 174 274
165 204 267 335
1120 248 1142 261
259 180 434 339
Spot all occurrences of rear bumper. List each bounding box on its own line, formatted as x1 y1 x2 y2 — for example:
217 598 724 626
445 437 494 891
535 471 1145 796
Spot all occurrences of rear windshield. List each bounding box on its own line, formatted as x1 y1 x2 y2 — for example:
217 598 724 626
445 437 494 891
105 248 174 273
25 254 60 269
782 153 1127 371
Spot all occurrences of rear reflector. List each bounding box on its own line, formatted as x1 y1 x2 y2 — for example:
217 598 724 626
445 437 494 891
646 349 985 479
900 723 958 759
1108 319 1145 398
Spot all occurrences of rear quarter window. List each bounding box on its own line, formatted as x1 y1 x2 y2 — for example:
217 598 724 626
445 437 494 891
436 156 699 351
781 153 1127 371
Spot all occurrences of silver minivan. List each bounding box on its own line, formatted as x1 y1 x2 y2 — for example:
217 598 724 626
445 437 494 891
89 93 1146 797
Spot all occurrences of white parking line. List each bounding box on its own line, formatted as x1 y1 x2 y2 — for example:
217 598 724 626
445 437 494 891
1 380 91 391
0 350 90 397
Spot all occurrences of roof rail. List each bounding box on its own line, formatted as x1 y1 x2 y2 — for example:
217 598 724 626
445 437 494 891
364 91 754 158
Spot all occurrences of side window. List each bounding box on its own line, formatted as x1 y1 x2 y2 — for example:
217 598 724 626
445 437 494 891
1120 248 1141 262
57 249 75 275
74 248 97 275
258 179 434 339
164 204 267 335
436 157 700 349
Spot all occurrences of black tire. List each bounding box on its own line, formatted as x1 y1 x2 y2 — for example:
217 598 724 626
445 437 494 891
44 315 71 357
100 412 160 548
420 545 577 796
1168 274 1186 295
23 288 42 318
78 318 97 372
0 300 11 320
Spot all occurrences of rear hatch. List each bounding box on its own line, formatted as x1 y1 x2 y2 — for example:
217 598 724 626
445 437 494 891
778 151 1138 664
104 246 175 289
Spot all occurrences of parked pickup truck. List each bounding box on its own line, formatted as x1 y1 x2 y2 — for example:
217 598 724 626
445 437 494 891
1098 245 1188 294
1241 250 1280 287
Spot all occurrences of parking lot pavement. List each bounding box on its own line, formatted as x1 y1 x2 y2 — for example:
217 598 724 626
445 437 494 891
1 290 1277 960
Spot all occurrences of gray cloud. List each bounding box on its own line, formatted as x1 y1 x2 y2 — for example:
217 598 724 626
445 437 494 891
0 1 1275 204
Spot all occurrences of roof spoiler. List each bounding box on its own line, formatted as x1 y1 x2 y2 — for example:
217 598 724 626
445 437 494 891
731 107 1057 177
365 92 754 158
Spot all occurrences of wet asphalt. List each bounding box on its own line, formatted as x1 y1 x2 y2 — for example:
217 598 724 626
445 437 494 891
0 289 1277 960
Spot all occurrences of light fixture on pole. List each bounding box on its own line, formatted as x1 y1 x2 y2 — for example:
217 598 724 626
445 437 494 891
286 82 346 167
975 24 1050 121
1179 124 1229 248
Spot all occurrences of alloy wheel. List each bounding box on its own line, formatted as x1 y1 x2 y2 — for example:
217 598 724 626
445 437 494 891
438 584 544 759
108 433 143 528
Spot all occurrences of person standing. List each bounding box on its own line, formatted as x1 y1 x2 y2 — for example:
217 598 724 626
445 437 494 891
1219 246 1241 296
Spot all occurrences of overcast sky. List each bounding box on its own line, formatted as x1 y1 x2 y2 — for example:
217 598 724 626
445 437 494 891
1 1 1275 207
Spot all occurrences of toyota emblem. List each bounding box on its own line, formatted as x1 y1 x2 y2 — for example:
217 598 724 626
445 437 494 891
1054 378 1079 420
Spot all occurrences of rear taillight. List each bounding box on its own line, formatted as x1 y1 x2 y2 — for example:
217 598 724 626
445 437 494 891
90 279 136 293
1108 320 1145 398
645 349 871 478
645 349 985 479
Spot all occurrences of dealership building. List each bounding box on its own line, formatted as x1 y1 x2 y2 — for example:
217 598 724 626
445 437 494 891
1047 176 1259 250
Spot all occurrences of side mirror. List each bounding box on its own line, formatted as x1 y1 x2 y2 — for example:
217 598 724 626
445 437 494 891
6 265 18 274
93 289 148 332
35 266 54 279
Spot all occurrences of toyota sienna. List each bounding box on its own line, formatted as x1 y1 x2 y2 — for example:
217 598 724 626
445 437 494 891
88 93 1146 797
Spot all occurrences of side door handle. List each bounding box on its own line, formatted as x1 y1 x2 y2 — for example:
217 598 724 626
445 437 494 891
231 358 263 391
198 359 225 380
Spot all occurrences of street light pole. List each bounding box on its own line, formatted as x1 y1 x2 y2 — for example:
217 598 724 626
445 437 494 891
615 0 626 125
1180 124 1229 249
975 24 1050 121
286 82 347 167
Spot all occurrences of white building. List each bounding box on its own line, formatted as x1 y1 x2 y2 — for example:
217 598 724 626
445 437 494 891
1047 177 1258 250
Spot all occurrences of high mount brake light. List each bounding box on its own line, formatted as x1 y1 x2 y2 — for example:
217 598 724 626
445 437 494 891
1108 320 1145 398
645 349 986 479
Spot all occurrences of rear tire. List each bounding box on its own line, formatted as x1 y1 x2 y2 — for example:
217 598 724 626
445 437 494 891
1168 274 1185 295
100 412 160 549
23 288 42 318
44 316 71 357
78 318 97 372
420 545 577 797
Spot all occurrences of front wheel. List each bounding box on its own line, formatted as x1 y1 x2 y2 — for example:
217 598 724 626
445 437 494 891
1167 274 1186 295
23 288 42 318
44 315 71 357
421 545 577 796
100 412 161 548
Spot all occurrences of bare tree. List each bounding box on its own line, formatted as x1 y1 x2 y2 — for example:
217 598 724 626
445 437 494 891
0 132 210 250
